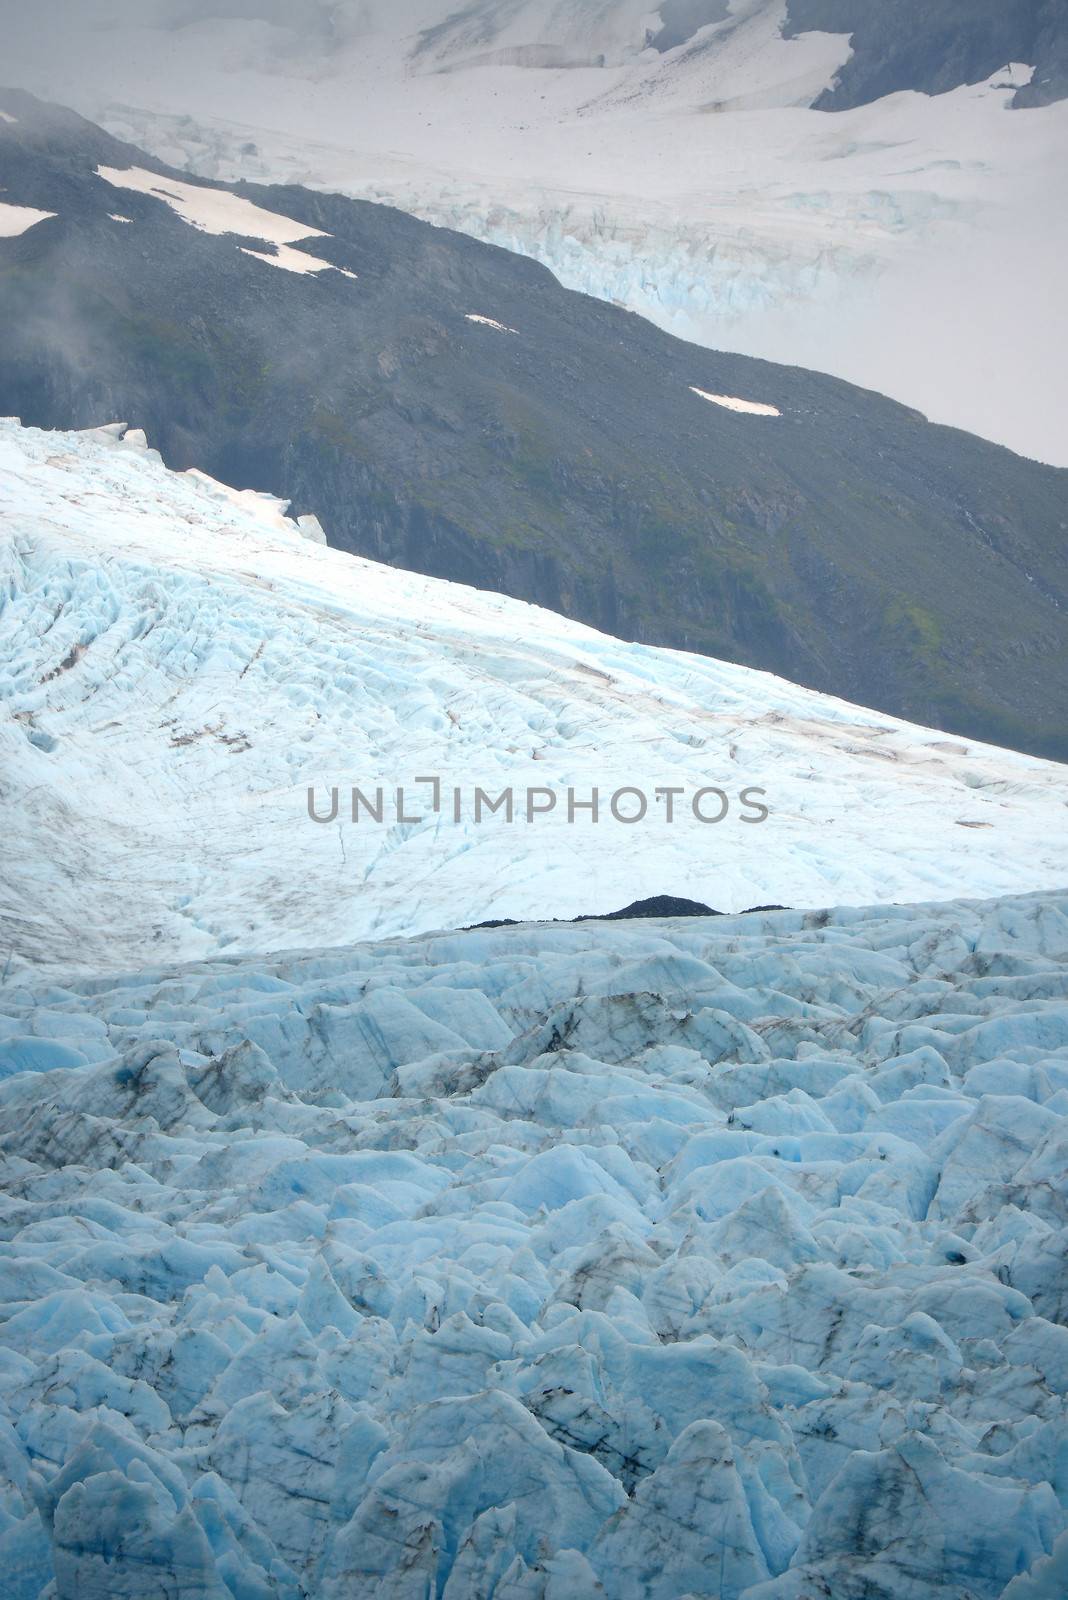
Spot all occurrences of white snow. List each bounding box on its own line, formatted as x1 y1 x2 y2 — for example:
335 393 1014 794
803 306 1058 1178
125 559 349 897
96 163 355 275
0 110 17 124
107 212 133 223
238 242 346 276
0 201 56 237
691 385 781 417
466 312 519 333
95 164 329 245
0 885 1066 1596
1 417 1067 974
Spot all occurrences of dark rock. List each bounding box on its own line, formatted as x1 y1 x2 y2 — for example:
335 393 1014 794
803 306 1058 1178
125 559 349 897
579 896 721 921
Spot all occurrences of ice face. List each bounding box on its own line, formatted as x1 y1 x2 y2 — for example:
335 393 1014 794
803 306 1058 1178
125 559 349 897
2 418 1067 973
0 888 1066 1597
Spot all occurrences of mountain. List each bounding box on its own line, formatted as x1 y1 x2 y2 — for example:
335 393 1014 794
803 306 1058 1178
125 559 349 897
4 3 1067 463
784 0 1068 110
385 0 1068 107
2 886 1067 1595
3 416 1067 970
2 92 1067 762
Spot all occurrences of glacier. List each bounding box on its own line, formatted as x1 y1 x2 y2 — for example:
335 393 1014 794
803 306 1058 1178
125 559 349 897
1 888 1067 1597
2 418 1068 971
1 11 1065 1591
1 420 1066 1596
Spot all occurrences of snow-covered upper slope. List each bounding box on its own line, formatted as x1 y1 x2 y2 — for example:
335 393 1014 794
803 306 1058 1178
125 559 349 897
1 888 1067 1596
2 417 1066 972
2 1 1066 461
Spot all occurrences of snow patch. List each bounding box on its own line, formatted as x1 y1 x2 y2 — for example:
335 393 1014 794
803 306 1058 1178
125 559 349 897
108 212 133 223
238 242 350 276
0 201 56 237
96 164 359 276
0 110 17 125
96 164 329 246
465 312 519 333
690 384 781 417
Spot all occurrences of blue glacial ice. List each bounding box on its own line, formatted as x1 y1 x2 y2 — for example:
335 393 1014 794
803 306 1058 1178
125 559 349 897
0 890 1067 1598
3 418 1068 973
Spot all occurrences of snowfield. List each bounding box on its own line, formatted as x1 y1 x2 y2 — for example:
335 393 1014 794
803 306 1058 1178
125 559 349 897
0 201 56 237
96 165 355 276
2 419 1068 972
1 888 1067 1597
95 165 331 246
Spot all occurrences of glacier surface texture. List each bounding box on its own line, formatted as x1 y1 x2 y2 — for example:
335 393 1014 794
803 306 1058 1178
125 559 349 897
3 418 1068 972
1 891 1068 1597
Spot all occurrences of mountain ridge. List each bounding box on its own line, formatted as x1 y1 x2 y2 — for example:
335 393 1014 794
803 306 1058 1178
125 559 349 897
1 89 1066 761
